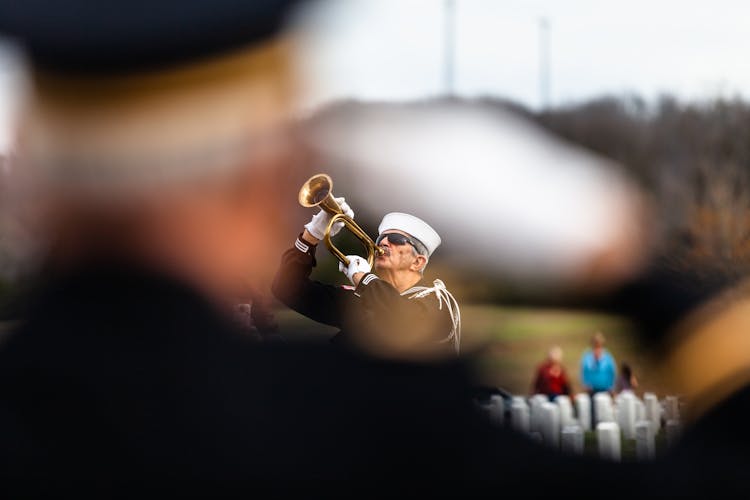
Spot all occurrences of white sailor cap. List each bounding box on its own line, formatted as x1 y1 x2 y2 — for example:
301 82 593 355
378 212 441 257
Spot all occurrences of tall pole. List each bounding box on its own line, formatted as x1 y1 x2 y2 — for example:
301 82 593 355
538 17 550 109
444 0 456 96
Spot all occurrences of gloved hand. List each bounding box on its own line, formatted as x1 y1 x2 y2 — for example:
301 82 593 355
304 197 354 240
339 255 371 285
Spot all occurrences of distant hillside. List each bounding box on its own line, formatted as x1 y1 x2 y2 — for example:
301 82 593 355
303 95 750 291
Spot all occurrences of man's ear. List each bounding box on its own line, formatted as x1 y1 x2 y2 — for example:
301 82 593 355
411 255 428 273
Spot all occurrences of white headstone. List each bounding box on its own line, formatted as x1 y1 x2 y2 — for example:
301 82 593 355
575 393 591 431
644 392 661 434
555 395 575 428
540 402 561 448
597 422 622 461
593 392 615 425
617 391 637 440
529 394 549 433
635 399 646 423
666 419 681 448
488 395 505 426
664 396 680 422
561 425 584 455
511 399 531 434
612 401 619 420
635 420 655 460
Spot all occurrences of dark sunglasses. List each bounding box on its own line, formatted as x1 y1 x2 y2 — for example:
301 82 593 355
376 232 417 248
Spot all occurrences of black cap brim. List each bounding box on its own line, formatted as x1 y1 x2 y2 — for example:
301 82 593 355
0 0 304 75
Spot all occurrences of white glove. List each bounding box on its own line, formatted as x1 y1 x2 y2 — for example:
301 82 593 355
304 197 354 240
338 255 371 285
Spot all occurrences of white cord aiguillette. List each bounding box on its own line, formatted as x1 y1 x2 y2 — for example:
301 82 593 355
403 279 461 354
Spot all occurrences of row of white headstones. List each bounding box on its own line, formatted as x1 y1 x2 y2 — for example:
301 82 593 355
480 391 682 461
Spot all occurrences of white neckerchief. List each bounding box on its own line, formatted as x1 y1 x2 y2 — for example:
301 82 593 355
402 279 461 354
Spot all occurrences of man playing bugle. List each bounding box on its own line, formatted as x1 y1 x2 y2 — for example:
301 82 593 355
273 191 460 360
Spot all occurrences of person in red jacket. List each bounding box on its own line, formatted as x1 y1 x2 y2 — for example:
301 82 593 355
532 345 573 401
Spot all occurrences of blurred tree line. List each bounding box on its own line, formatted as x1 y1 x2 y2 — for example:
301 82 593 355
531 95 750 278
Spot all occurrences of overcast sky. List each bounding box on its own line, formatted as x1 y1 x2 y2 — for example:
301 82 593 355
2 0 750 151
296 0 750 111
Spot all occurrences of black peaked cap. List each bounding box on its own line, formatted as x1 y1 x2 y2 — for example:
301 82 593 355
0 0 304 75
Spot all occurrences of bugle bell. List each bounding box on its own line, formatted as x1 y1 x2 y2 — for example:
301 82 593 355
298 173 384 267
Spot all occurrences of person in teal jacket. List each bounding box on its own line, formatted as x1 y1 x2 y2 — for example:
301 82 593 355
580 331 617 427
580 331 617 393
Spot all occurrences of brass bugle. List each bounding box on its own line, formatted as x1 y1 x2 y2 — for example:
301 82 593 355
298 173 385 268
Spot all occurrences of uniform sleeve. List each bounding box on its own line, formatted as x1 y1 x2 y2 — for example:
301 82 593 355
271 235 354 328
352 274 455 349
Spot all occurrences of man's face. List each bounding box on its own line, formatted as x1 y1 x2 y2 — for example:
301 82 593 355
374 230 420 273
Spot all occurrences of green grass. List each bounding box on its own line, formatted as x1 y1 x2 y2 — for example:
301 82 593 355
273 302 671 397
457 303 667 397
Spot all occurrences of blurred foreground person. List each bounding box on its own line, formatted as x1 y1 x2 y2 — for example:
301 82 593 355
232 284 283 342
0 0 641 496
273 204 460 359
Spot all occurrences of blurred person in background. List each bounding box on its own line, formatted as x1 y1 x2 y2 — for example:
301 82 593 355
613 362 638 395
580 331 617 396
580 331 616 427
273 208 461 359
532 345 573 401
